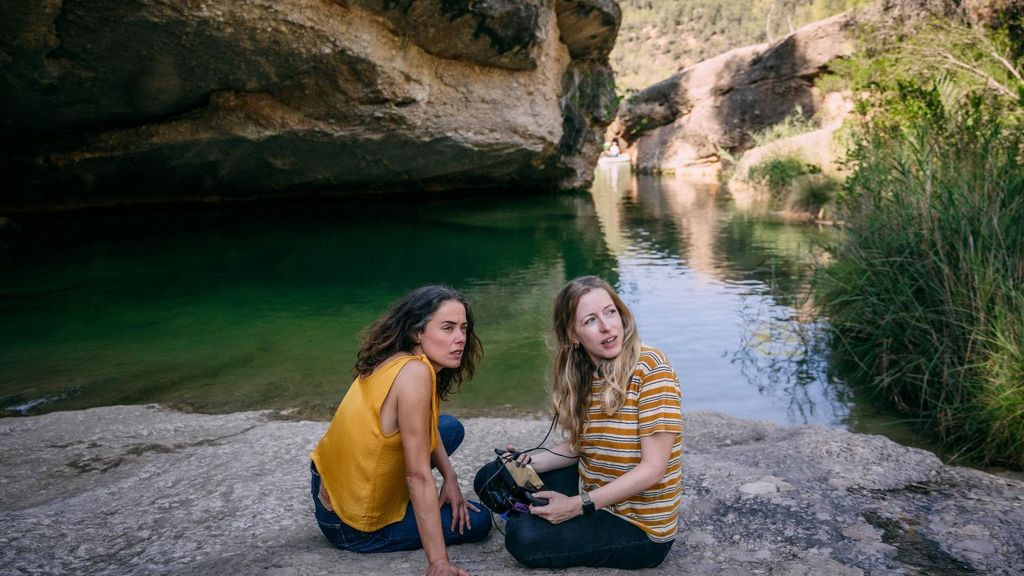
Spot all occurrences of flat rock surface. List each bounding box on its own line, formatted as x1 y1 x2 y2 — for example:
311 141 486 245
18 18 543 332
2 405 1022 575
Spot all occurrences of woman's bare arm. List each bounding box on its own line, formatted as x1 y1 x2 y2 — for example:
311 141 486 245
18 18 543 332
395 361 468 576
529 431 673 524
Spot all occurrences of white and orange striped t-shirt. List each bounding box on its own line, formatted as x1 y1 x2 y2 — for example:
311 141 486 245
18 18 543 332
578 345 682 543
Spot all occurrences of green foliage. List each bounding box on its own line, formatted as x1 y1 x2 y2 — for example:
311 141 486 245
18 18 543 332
751 106 820 147
795 174 840 209
819 30 1024 466
820 16 1024 112
612 0 867 91
747 154 836 212
748 156 819 194
715 145 740 187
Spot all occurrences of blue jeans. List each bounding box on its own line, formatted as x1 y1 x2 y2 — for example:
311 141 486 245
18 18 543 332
473 461 673 569
311 415 491 552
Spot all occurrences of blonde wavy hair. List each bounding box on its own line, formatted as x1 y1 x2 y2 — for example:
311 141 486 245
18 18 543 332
550 276 641 451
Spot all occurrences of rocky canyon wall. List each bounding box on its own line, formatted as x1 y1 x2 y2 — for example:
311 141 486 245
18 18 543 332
0 0 620 210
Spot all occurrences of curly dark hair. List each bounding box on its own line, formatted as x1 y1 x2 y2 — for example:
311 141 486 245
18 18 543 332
353 285 482 400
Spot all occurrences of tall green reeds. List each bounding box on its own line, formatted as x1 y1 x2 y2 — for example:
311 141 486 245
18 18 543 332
819 89 1024 467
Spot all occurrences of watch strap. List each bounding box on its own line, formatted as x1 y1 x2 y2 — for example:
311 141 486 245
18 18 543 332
580 490 596 515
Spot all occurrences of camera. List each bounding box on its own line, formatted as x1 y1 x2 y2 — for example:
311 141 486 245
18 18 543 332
477 452 548 515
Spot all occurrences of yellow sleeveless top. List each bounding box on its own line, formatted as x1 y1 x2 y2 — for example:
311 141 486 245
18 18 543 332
310 354 439 531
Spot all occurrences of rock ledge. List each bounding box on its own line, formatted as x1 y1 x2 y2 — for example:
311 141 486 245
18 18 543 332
2 405 1021 575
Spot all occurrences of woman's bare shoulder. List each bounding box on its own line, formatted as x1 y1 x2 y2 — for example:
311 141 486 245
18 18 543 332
392 354 433 387
369 352 420 376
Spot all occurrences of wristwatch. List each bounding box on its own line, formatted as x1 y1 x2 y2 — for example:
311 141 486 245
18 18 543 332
580 490 596 515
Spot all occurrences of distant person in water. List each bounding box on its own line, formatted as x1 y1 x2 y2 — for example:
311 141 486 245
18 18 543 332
310 285 490 576
474 275 682 569
602 139 622 157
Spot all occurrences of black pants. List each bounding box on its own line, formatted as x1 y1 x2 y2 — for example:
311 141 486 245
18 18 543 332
473 461 673 569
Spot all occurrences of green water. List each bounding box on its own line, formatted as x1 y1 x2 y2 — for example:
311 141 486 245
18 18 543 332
2 169 867 431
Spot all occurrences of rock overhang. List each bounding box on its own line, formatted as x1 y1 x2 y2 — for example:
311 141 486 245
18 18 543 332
0 0 621 210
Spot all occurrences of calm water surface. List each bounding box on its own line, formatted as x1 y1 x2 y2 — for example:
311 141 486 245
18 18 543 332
2 166 908 441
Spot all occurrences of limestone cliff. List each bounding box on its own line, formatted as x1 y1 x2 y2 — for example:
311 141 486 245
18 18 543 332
609 0 985 175
0 0 620 210
610 12 856 174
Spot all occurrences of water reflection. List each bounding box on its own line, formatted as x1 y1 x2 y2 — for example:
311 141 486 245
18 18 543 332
0 197 617 417
590 168 848 426
2 176 849 427
590 162 632 255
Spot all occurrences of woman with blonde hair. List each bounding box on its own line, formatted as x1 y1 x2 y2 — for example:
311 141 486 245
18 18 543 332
474 275 682 569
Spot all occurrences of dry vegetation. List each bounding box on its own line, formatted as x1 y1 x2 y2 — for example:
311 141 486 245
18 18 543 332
611 0 866 92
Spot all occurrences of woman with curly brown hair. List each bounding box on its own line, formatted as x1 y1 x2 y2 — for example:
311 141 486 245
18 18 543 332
311 285 490 576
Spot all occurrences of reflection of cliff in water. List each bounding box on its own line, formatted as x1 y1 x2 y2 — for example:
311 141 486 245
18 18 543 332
591 171 830 288
630 174 722 276
589 163 634 256
588 171 848 426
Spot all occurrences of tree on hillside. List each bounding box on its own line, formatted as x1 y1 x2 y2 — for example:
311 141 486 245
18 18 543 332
612 0 867 92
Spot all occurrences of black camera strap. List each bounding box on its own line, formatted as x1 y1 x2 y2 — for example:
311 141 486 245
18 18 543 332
477 413 581 531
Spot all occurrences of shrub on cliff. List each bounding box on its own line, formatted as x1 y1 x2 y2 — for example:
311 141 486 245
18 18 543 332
818 15 1024 467
747 154 840 215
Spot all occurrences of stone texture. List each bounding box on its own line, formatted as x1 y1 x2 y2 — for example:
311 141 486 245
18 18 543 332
0 0 619 210
554 0 620 61
608 1 984 177
2 405 1022 575
610 13 856 174
345 0 544 71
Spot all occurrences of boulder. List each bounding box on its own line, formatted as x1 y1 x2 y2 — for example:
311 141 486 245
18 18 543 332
611 13 856 174
2 405 1022 575
0 0 619 210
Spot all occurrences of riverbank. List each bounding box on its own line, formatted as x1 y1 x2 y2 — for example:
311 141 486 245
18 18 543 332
2 405 1022 575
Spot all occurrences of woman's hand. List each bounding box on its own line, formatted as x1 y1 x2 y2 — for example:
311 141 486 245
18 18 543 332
503 442 577 474
527 490 582 524
316 481 334 512
426 558 470 576
438 477 479 535
501 445 532 466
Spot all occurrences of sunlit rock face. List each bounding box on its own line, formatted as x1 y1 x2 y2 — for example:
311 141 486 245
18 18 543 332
610 13 855 175
0 0 619 210
610 0 1008 175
